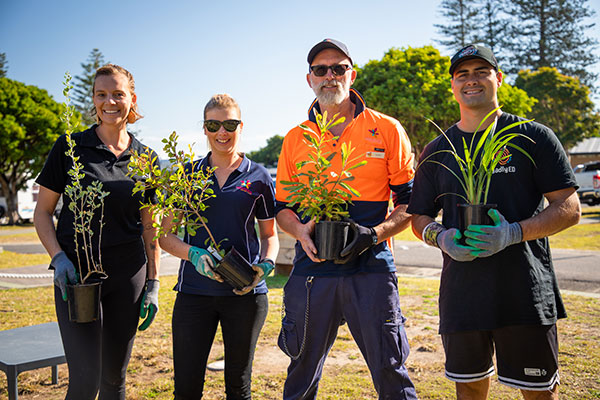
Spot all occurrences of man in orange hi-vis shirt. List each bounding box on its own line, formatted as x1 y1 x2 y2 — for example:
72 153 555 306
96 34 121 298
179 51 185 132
275 38 418 400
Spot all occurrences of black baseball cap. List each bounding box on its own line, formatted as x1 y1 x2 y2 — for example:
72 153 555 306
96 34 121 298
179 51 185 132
449 44 498 76
307 38 353 66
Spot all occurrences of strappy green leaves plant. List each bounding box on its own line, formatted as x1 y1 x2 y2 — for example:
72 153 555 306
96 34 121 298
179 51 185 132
62 72 109 283
128 131 225 256
419 106 535 205
280 111 367 223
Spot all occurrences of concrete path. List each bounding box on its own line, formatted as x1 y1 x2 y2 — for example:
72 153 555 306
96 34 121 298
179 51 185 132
1 239 598 296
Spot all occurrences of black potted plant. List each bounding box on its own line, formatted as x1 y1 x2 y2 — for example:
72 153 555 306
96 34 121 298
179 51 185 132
280 111 367 260
420 107 535 241
62 73 108 323
128 132 255 290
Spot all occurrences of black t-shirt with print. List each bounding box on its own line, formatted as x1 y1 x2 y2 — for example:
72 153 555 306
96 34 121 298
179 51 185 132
407 113 577 334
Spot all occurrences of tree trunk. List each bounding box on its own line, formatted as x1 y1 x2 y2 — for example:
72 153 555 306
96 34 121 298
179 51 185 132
0 176 21 225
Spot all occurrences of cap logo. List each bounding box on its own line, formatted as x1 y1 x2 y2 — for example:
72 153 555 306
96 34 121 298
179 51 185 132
458 46 477 59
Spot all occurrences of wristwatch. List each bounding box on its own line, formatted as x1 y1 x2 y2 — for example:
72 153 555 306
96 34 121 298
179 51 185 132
369 228 378 246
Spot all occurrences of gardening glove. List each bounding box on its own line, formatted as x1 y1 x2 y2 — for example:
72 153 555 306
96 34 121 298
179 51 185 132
423 222 479 262
188 246 218 280
464 209 522 258
233 259 273 296
50 251 78 301
334 220 377 264
139 279 159 331
254 258 275 278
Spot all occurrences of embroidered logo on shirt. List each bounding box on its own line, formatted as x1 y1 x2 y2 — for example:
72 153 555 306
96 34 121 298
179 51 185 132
365 127 383 144
236 180 253 195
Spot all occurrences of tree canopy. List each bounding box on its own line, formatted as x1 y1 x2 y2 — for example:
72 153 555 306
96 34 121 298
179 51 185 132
0 77 80 224
353 46 457 156
247 135 284 167
352 46 536 157
0 53 7 78
435 0 598 87
73 48 106 126
505 0 598 87
515 67 600 150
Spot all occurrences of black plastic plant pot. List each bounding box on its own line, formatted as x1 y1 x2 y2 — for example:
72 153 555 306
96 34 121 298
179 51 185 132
314 220 350 260
214 247 257 290
66 281 101 323
457 203 497 245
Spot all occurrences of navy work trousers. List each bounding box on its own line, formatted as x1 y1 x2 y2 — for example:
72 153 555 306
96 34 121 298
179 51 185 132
278 272 417 400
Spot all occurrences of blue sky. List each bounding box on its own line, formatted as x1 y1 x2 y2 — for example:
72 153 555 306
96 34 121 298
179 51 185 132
1 0 599 158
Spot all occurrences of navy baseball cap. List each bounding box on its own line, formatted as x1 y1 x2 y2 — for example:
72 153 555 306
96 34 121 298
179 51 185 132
307 38 353 66
449 44 498 76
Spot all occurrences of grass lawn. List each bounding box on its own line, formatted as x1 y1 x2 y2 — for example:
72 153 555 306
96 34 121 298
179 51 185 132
1 275 599 399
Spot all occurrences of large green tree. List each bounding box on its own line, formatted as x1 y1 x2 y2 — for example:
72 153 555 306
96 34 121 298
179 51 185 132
515 67 600 150
434 0 479 49
0 77 80 224
247 135 284 167
73 48 106 126
505 0 598 87
352 46 536 157
353 46 458 156
0 53 7 77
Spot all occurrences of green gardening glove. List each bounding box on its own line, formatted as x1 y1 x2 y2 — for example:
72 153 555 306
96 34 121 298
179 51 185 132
464 209 522 258
139 279 159 331
188 246 218 280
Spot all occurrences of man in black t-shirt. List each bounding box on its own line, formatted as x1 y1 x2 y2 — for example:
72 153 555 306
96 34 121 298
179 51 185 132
407 44 581 399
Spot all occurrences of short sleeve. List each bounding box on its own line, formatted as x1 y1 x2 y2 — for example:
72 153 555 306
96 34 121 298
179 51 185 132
35 134 68 194
256 174 275 220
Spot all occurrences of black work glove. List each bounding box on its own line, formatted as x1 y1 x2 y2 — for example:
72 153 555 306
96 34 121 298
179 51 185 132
334 220 377 264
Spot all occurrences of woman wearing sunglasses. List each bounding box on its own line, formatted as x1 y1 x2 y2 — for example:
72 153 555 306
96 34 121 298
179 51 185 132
159 94 279 400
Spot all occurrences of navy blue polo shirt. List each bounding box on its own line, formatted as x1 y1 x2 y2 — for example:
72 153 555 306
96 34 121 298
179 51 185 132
174 153 275 296
36 125 158 268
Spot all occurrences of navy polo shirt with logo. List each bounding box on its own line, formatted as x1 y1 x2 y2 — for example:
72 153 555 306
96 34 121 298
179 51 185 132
35 125 159 270
174 153 275 296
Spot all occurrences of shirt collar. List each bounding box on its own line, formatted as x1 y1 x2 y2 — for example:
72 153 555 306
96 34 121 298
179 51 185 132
79 124 145 155
307 88 366 123
199 152 251 173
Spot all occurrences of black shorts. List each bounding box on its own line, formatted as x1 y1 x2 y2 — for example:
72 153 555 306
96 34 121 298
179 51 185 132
441 324 559 391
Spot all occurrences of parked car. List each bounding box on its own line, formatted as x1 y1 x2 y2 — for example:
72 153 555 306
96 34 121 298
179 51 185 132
574 161 600 206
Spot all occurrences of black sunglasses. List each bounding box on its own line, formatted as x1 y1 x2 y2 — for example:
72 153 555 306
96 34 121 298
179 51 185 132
204 119 242 133
309 64 352 77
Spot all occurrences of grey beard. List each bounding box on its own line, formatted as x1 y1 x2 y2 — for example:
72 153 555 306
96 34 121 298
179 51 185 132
313 80 345 106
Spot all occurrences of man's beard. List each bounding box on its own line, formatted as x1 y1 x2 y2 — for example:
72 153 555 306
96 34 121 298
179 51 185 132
312 79 347 106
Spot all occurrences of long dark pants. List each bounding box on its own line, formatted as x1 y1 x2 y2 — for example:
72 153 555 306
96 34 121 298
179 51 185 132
172 292 268 400
55 260 146 400
278 272 418 400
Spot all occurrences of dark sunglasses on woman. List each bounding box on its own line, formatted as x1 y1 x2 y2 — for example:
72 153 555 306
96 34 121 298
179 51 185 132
309 64 352 77
204 119 242 132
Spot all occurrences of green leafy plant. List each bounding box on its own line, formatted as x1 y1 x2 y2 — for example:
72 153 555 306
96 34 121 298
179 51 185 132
280 111 367 223
420 106 535 205
61 72 109 283
127 131 225 255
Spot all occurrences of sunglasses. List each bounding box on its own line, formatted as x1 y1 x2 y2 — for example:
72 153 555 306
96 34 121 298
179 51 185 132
204 119 242 132
309 64 352 77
